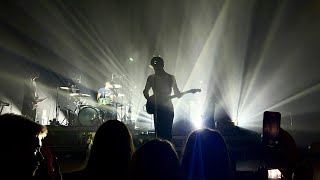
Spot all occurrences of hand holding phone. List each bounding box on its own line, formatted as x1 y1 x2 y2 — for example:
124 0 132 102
268 169 282 179
262 111 281 148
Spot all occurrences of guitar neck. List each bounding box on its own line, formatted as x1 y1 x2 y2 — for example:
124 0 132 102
169 90 196 99
169 93 183 99
149 89 200 101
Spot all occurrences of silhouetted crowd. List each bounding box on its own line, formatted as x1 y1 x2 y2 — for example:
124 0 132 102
0 113 318 180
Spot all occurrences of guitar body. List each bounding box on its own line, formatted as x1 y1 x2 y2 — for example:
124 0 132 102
145 89 201 115
146 95 155 114
31 97 48 110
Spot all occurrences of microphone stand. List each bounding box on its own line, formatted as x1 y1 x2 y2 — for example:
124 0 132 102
119 75 124 122
55 87 60 123
111 73 115 82
128 86 135 123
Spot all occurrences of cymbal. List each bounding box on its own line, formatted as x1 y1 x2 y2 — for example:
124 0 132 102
117 93 125 97
70 93 90 97
60 86 79 90
112 84 122 88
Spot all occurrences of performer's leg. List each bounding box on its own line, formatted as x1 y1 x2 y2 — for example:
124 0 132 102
154 114 160 138
157 107 174 141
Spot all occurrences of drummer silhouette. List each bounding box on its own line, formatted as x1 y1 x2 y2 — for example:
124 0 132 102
97 81 118 120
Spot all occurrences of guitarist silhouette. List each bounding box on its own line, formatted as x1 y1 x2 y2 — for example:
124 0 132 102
21 76 41 121
143 56 182 141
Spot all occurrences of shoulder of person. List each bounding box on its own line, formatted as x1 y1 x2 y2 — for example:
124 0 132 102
168 74 176 79
148 74 155 79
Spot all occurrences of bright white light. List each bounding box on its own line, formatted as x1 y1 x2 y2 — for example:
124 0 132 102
193 119 203 129
189 101 203 129
268 169 282 179
129 57 133 61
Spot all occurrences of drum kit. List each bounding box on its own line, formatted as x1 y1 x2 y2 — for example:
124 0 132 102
58 83 132 127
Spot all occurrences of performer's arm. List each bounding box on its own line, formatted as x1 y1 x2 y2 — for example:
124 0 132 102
172 76 181 97
97 92 102 101
143 76 152 99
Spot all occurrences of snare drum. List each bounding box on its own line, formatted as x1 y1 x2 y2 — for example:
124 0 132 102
77 106 103 126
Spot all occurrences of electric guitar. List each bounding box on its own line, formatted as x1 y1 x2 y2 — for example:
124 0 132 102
31 97 48 110
146 88 201 114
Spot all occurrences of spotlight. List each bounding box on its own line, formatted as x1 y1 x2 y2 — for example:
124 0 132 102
189 101 203 129
129 57 133 61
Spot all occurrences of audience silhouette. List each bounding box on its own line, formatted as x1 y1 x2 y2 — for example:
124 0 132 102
1 110 309 180
181 128 233 180
63 119 135 180
0 113 48 179
130 138 184 180
261 128 298 180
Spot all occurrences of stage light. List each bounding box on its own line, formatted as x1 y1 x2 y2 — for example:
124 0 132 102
129 57 133 61
189 101 203 129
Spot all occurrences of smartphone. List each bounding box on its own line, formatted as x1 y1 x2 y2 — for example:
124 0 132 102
262 111 281 147
268 169 282 179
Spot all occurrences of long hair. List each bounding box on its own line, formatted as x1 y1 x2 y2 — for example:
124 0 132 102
85 120 135 178
130 138 183 180
181 128 232 180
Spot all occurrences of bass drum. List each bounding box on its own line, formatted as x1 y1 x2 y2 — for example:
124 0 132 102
77 106 103 126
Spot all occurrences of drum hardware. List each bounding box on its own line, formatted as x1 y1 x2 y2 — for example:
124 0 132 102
111 84 122 89
0 100 10 115
61 107 77 126
97 73 134 124
117 93 125 97
54 87 61 123
0 100 10 106
70 93 90 114
60 86 79 91
55 84 91 126
70 93 91 97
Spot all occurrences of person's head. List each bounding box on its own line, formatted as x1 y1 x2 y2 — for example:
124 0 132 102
105 81 113 89
131 138 183 180
0 113 47 177
181 128 232 180
150 56 164 71
86 120 135 176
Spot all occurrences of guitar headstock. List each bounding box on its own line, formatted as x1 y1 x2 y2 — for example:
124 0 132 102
188 89 201 94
